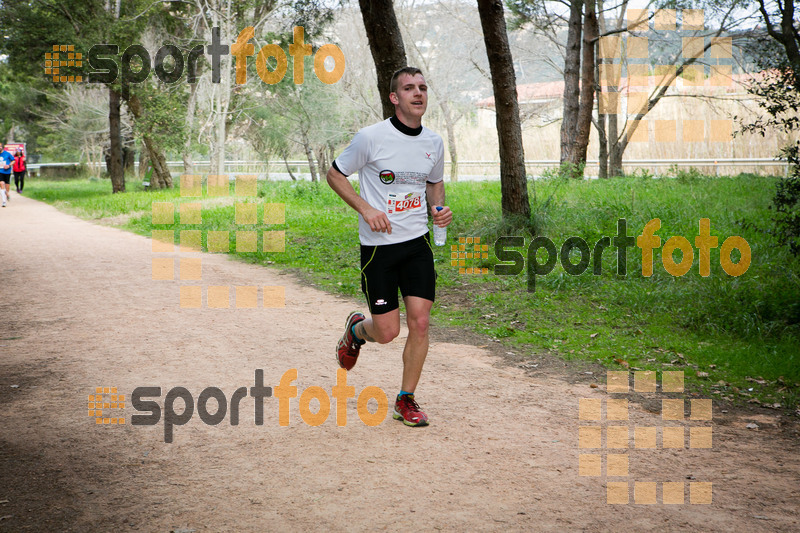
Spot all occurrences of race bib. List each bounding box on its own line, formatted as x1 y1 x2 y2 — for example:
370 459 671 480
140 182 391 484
387 192 424 215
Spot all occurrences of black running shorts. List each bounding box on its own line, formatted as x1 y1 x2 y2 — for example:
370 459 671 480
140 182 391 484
0 174 9 184
360 233 436 315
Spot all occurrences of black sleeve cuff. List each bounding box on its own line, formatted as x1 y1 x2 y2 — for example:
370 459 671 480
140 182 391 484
332 160 348 177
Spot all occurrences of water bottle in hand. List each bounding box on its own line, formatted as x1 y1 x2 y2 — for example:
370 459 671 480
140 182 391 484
433 206 447 246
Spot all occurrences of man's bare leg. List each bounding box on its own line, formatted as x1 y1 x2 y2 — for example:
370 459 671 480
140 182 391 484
400 296 433 393
354 309 400 344
353 298 431 391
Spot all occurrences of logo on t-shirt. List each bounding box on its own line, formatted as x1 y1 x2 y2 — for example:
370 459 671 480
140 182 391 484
379 169 395 184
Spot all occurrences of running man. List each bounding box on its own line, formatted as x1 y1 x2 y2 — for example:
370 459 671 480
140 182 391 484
0 146 14 207
326 67 452 427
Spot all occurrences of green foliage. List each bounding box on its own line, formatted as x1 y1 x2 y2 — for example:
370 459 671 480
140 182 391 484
541 161 586 180
0 0 113 156
738 67 800 135
130 84 188 154
505 0 545 31
277 0 336 37
666 164 703 183
0 0 111 79
772 143 800 255
736 32 800 257
0 63 51 152
244 46 349 171
628 168 654 180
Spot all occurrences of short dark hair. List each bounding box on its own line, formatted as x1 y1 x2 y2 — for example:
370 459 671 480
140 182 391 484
389 67 424 94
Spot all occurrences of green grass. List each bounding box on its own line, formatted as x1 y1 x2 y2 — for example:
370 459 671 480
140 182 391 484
25 173 800 411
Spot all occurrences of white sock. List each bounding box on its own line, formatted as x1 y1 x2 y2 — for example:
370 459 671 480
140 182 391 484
0 189 6 203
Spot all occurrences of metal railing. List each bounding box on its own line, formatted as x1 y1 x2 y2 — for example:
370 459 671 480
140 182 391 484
28 157 790 179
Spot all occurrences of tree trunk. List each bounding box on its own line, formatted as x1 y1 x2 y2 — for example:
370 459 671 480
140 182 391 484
183 79 199 173
316 145 328 175
123 145 135 174
303 132 318 182
597 115 608 179
604 0 624 177
759 0 800 86
138 144 149 178
122 133 135 175
615 29 722 169
6 125 15 143
206 21 231 177
596 0 611 179
328 143 335 168
440 100 459 182
572 0 597 172
596 92 608 179
609 119 623 177
142 136 172 189
477 0 531 222
283 156 297 181
560 0 583 165
108 87 125 193
214 86 229 177
358 0 408 119
126 94 172 189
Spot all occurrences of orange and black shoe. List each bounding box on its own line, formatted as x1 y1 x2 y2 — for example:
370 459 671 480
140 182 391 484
336 311 366 370
393 394 429 427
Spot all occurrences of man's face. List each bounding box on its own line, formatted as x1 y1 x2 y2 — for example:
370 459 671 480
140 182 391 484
390 73 428 122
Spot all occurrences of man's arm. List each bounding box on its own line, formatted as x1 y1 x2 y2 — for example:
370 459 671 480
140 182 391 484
426 180 452 228
326 166 392 234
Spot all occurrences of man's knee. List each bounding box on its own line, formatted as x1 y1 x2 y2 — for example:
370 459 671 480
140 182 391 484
407 313 430 335
371 319 400 344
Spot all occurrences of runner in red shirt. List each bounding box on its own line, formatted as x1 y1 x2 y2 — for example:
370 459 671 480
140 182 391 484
13 149 26 193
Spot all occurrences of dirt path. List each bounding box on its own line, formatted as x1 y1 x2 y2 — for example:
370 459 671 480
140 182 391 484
1 194 798 532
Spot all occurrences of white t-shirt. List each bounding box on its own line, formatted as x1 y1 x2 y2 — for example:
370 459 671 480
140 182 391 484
333 118 445 246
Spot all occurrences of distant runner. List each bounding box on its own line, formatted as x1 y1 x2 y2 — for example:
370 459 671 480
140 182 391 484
0 147 14 207
13 148 26 193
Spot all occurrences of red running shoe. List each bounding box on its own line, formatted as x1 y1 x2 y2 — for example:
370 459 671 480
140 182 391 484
393 394 429 427
336 311 365 370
